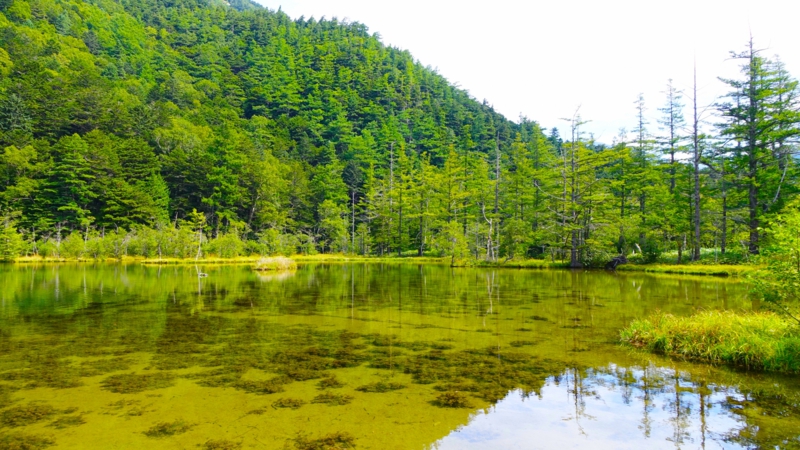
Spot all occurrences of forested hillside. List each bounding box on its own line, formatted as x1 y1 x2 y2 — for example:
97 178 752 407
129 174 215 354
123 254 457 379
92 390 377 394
1 0 798 265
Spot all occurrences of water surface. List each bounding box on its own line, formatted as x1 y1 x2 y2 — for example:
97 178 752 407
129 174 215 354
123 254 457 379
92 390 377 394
0 264 797 449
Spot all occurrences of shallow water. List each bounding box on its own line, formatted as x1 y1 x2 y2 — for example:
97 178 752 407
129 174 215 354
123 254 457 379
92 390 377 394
0 264 797 449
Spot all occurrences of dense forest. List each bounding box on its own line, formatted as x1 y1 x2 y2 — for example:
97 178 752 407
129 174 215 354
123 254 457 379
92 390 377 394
0 0 798 266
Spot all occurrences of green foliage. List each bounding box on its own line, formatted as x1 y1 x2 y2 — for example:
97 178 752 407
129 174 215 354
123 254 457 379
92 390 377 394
0 214 23 260
0 0 796 263
752 201 800 324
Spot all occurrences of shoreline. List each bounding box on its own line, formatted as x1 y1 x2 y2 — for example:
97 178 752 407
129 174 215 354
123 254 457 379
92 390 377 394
4 255 757 277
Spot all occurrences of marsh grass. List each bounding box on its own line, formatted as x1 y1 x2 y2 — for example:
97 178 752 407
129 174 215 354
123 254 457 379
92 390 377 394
617 264 755 277
621 311 800 373
254 257 297 271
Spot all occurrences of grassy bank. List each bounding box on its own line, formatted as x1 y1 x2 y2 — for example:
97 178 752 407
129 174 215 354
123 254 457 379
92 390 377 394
616 263 756 277
8 254 755 278
620 311 800 373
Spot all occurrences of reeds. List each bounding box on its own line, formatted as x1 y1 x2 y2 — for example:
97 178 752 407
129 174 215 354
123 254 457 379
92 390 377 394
621 310 800 373
254 257 297 271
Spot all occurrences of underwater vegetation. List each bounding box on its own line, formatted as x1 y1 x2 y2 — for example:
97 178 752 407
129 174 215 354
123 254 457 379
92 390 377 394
355 382 405 393
202 439 242 450
233 378 287 395
290 432 356 450
143 420 193 438
101 373 175 394
272 398 306 409
0 404 57 428
0 432 55 450
433 391 473 408
311 392 353 406
78 358 132 377
316 375 344 389
47 415 86 429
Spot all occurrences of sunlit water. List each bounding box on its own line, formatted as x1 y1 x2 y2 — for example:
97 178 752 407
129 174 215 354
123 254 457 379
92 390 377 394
0 264 797 449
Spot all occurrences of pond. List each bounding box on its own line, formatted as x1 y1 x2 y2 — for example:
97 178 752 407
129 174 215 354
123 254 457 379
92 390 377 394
0 264 797 449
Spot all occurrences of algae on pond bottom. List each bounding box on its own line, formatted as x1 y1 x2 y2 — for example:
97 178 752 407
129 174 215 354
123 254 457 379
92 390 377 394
0 263 794 449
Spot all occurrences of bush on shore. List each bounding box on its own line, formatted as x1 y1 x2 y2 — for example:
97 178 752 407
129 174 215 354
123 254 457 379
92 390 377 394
620 310 800 373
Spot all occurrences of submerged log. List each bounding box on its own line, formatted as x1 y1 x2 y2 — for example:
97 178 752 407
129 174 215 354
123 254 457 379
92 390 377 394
605 255 628 270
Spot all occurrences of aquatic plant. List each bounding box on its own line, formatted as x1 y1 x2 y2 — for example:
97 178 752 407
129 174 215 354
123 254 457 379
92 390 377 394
290 432 355 450
621 311 800 373
355 382 405 393
272 398 306 409
0 404 57 427
0 432 55 449
101 373 175 394
78 358 132 377
47 415 86 429
311 392 353 406
433 391 472 408
254 257 297 271
317 376 344 389
202 439 242 450
234 378 287 395
143 420 193 438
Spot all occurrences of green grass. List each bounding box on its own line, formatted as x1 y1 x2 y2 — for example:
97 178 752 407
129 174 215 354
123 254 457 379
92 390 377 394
617 263 756 277
254 257 297 271
620 310 800 373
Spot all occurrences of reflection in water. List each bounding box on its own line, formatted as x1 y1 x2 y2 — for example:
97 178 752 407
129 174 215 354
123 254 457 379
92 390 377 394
0 264 797 449
435 365 760 449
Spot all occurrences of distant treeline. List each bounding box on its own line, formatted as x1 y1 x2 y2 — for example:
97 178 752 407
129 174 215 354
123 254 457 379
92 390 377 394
0 0 798 265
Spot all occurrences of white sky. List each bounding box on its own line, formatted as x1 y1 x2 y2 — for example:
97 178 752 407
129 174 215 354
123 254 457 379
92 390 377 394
253 0 800 144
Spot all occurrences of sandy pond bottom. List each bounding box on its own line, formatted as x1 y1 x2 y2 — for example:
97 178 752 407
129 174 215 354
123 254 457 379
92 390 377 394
0 263 798 449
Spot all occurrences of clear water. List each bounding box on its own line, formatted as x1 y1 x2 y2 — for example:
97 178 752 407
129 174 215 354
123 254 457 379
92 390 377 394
0 263 797 449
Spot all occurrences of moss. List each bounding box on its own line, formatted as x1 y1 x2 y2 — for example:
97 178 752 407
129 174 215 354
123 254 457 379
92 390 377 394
311 392 353 406
0 404 57 428
272 398 305 409
143 420 193 438
101 373 174 394
433 391 473 408
316 376 344 389
529 316 549 321
47 415 86 429
510 340 535 347
355 382 405 393
0 432 55 450
202 439 242 450
290 432 355 450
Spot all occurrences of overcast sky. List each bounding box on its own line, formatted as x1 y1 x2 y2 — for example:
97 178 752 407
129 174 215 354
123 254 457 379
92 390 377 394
253 0 799 144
